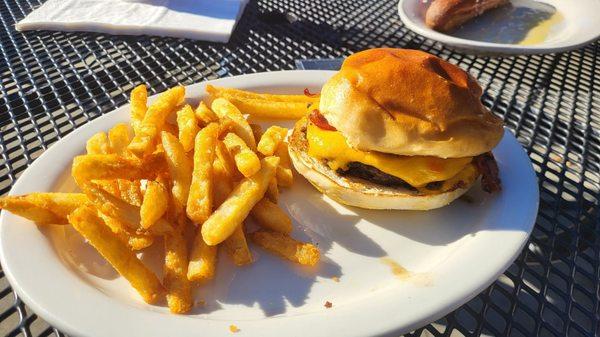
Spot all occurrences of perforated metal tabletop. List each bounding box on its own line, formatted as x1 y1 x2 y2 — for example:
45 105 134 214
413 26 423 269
0 0 599 336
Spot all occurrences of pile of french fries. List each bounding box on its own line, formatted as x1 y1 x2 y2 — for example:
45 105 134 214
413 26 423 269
0 84 321 314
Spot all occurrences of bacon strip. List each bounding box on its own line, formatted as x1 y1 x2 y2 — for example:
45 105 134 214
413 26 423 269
309 110 337 131
475 152 501 193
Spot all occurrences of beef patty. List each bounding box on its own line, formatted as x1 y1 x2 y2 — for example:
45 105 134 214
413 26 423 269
336 162 417 190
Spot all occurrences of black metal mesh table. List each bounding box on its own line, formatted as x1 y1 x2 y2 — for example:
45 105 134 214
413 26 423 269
0 0 599 336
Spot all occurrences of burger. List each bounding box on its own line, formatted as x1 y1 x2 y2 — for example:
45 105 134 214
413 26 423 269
288 48 503 210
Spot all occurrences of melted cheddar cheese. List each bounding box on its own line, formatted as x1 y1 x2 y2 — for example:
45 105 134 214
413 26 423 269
306 123 473 187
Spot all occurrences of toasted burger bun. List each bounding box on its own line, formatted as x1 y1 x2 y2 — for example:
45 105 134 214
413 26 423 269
319 48 504 158
288 120 478 210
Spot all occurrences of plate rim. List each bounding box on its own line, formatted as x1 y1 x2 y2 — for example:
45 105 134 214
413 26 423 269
0 70 539 337
397 0 600 54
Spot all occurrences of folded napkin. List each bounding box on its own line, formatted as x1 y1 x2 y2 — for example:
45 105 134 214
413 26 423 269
16 0 248 43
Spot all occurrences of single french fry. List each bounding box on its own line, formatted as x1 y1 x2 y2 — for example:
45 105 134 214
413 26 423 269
249 123 264 143
250 198 292 234
224 224 253 266
206 85 317 103
140 180 169 229
257 126 288 156
213 158 252 266
275 142 294 187
195 101 219 125
216 97 312 119
215 140 240 182
82 182 172 235
201 156 279 246
186 123 219 224
250 230 320 266
161 132 193 213
266 177 279 202
0 193 87 224
128 86 185 157
211 98 256 150
98 212 154 250
130 84 148 135
187 228 218 282
86 132 110 155
164 215 192 313
176 105 200 152
222 133 261 178
72 154 165 183
68 205 164 303
108 123 132 156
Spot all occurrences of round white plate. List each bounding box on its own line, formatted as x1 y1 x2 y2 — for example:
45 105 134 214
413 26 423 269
398 0 600 54
0 71 538 337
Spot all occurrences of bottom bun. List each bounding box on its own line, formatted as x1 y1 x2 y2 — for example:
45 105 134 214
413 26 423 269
288 120 478 210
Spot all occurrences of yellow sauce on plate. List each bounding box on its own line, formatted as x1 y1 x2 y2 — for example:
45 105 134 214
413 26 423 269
519 11 564 45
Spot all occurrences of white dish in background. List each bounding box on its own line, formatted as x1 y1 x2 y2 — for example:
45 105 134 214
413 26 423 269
0 71 538 337
398 0 600 54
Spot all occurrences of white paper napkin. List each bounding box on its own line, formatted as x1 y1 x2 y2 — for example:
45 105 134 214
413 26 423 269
16 0 249 43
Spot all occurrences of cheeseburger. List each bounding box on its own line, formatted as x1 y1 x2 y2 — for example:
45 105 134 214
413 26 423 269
288 48 503 210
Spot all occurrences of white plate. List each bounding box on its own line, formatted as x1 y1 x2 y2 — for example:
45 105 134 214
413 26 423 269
0 71 538 337
398 0 600 54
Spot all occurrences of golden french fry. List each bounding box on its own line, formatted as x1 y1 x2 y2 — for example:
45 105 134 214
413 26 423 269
186 123 219 224
161 132 193 213
130 84 148 135
250 230 320 266
215 140 240 182
257 126 288 156
187 228 218 282
98 212 154 250
164 215 192 313
72 154 165 183
211 98 256 150
206 85 316 103
201 156 279 246
140 180 169 229
218 97 312 119
250 198 292 234
249 123 264 143
195 101 219 125
82 182 172 235
128 86 185 157
86 132 110 155
275 142 294 187
68 205 164 303
176 105 200 152
224 224 252 266
223 132 261 178
108 123 132 156
266 177 279 202
0 193 87 224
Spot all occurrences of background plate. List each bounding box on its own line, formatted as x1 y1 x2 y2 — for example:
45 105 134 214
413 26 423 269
0 71 538 337
398 0 600 55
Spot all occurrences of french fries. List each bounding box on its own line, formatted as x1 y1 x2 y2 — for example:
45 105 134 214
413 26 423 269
251 198 292 234
250 230 320 266
195 101 219 125
130 84 148 134
0 193 87 224
275 142 294 187
164 215 192 313
223 133 261 177
176 105 200 152
128 86 185 157
69 205 164 303
201 156 279 246
186 123 219 224
108 123 132 156
0 83 323 315
257 126 288 156
161 132 193 213
211 98 256 150
140 180 169 229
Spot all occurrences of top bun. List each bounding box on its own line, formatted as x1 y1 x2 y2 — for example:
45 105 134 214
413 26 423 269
319 48 504 158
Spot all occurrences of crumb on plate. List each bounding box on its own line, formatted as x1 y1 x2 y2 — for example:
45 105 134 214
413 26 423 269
331 276 340 282
229 324 240 333
324 301 333 308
